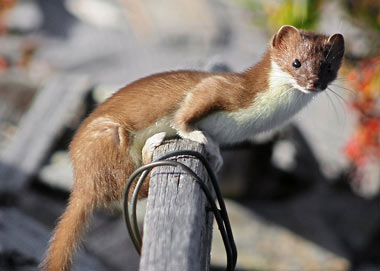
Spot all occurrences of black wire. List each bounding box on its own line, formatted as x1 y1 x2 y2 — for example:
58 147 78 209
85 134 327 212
127 160 232 270
123 150 237 271
155 150 237 267
158 151 238 267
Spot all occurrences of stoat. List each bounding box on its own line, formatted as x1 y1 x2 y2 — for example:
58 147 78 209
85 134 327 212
41 25 344 271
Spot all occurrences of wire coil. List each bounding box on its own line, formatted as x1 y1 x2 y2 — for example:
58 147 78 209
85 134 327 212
123 150 237 271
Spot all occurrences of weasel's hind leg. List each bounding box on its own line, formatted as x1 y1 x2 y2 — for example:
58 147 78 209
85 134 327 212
42 118 135 270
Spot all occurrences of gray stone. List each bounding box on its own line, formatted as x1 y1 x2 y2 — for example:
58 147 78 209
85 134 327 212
39 151 73 191
211 200 350 271
0 208 106 271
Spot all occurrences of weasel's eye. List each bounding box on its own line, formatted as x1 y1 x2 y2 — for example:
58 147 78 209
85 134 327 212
292 59 301 69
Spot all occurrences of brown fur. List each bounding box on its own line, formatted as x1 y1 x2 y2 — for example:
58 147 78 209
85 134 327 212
271 25 344 91
41 69 269 271
41 25 344 270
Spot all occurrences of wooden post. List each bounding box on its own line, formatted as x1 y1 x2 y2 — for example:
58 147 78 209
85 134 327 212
139 139 214 271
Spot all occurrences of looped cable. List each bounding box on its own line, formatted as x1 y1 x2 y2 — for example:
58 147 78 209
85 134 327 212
123 150 237 271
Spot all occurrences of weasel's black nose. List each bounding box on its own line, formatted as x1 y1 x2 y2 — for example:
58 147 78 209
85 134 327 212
306 80 326 91
307 80 320 89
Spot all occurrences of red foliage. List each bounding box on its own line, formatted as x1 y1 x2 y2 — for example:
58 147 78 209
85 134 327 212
345 57 380 168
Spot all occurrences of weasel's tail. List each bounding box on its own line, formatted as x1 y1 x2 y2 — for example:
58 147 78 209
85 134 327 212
41 194 93 271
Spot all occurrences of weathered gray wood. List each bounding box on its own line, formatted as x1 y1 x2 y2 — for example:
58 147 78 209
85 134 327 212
0 208 106 271
0 74 89 191
139 139 214 271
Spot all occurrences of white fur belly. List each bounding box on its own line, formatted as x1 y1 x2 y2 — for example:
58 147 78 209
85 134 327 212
197 87 315 144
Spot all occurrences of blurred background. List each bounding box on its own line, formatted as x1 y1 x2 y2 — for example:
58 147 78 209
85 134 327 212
0 0 380 270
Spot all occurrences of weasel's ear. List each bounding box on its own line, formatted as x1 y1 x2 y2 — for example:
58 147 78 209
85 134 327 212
327 33 345 59
272 25 299 48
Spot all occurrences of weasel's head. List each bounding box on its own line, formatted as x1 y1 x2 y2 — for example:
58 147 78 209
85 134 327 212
270 25 345 93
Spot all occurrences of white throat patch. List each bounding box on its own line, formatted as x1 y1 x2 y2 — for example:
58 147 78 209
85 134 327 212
197 61 316 144
269 61 311 93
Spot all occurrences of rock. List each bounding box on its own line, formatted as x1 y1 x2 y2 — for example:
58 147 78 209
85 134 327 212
271 139 297 172
39 151 73 191
211 200 350 271
0 208 106 271
64 0 127 29
350 157 380 199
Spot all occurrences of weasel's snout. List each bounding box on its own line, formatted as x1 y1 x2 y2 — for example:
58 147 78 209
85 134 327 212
307 79 319 88
306 79 326 91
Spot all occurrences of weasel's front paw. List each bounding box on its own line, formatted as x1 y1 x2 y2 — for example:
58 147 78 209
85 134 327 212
178 130 208 145
177 129 222 172
142 132 166 164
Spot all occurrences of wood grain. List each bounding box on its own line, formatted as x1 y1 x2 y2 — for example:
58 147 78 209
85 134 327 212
139 139 214 271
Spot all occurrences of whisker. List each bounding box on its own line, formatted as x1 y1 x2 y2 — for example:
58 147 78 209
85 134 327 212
327 88 348 126
329 84 357 95
327 87 347 104
325 89 340 123
281 86 296 96
335 76 349 80
334 77 350 82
